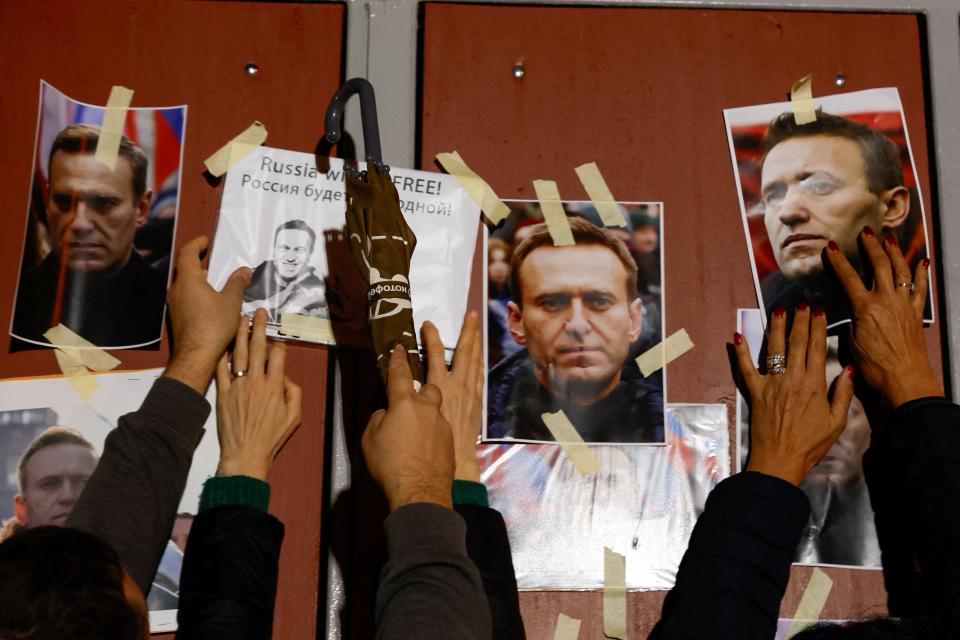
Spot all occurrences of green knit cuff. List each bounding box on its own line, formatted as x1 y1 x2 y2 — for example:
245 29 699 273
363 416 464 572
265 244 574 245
452 480 488 507
199 476 270 513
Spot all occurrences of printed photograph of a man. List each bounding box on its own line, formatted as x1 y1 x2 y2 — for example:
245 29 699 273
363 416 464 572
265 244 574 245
10 82 185 349
724 88 933 329
241 219 328 322
486 207 665 444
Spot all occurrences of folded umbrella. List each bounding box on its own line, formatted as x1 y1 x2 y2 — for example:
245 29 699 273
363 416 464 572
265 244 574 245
327 79 423 384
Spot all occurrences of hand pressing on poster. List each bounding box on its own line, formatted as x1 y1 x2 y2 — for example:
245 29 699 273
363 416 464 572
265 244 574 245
165 235 253 394
824 230 942 409
733 305 855 487
363 345 455 511
423 311 484 482
215 309 302 481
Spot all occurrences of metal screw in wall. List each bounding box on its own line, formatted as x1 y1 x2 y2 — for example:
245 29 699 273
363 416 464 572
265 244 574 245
834 72 846 88
512 59 525 79
245 63 260 77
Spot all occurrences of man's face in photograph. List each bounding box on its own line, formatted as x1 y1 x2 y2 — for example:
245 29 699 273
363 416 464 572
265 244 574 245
508 244 642 404
273 229 313 281
761 135 890 283
15 443 98 528
47 151 150 275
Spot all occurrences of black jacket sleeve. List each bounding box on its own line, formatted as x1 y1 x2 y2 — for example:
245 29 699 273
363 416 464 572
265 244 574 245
650 472 810 640
66 376 210 594
176 505 284 639
455 504 525 639
883 397 960 636
376 503 492 640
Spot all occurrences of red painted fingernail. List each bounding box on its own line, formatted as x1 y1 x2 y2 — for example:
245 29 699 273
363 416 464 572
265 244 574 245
773 306 786 319
827 240 840 252
922 258 931 269
813 307 825 318
885 234 898 247
846 366 856 380
734 332 744 345
862 226 874 238
797 302 809 312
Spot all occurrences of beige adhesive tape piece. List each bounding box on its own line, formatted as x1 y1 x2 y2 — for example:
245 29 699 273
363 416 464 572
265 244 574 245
54 349 98 402
540 410 599 476
574 162 627 227
44 324 121 371
603 547 627 639
635 328 694 377
554 613 582 640
785 568 833 638
791 74 816 125
436 151 511 225
279 313 336 343
94 86 134 169
533 180 575 246
205 121 268 177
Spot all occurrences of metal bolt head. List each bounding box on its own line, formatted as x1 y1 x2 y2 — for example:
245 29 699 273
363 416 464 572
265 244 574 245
245 63 260 77
834 73 846 88
512 62 525 79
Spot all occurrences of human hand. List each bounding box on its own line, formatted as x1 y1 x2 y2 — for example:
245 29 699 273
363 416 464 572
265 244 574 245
362 345 455 511
735 305 855 487
165 236 252 394
824 227 942 408
423 311 484 482
214 309 302 481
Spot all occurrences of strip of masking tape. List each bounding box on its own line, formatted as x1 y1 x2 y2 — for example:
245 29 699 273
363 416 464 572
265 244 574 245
279 313 336 343
44 324 120 371
204 121 268 177
94 86 134 169
791 74 816 125
603 547 627 639
540 410 599 475
554 613 582 640
533 180 575 246
785 568 833 638
436 151 511 225
574 162 627 227
635 328 694 377
54 349 98 402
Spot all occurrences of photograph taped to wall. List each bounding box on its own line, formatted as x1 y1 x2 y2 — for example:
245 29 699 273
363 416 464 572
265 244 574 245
736 309 880 569
0 369 219 631
484 200 665 444
480 403 728 589
724 88 933 330
10 81 186 351
207 147 480 353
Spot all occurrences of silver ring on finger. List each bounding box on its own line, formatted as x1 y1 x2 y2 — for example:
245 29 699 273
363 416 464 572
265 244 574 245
897 281 916 291
765 354 787 375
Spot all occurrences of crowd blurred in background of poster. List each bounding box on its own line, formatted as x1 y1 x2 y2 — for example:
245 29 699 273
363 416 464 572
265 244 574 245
484 201 666 444
10 81 185 350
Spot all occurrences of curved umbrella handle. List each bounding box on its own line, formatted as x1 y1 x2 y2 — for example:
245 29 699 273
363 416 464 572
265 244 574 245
325 78 382 165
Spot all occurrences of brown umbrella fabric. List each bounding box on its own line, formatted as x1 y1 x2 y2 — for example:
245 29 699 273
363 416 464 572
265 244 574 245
344 162 424 384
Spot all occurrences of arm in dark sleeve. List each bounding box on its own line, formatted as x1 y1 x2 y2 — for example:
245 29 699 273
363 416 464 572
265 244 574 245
885 397 960 636
66 376 210 594
650 472 809 640
455 503 525 640
376 503 492 640
176 504 284 640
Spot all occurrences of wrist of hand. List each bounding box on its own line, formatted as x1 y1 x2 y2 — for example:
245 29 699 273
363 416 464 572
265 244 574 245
453 460 481 483
746 456 807 488
881 370 943 409
216 456 272 482
163 355 218 396
386 484 453 512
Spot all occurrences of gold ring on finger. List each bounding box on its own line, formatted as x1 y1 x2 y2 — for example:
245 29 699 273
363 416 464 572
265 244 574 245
897 281 916 291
